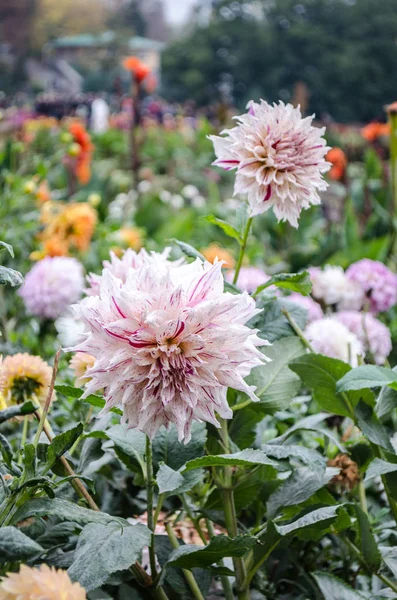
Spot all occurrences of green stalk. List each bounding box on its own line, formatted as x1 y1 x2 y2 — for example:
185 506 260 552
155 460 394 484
219 418 250 600
146 436 158 579
165 522 205 600
233 217 253 285
18 415 29 466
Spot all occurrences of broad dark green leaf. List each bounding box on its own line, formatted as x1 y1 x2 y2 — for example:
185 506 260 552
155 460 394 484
45 424 83 471
254 271 312 296
68 522 150 591
166 535 255 570
355 401 394 452
153 422 207 471
261 444 326 474
0 265 23 286
183 449 278 472
203 215 242 242
11 498 125 526
376 379 397 418
105 424 146 471
0 527 43 562
156 463 185 494
274 505 343 537
248 297 308 343
312 572 368 599
0 400 36 423
337 366 397 393
0 241 14 256
354 504 381 572
271 412 346 451
365 458 397 481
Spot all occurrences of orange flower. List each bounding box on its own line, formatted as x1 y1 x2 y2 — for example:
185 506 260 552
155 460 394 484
201 243 235 268
361 121 390 142
122 56 151 83
68 121 93 185
116 226 143 250
35 181 51 205
326 147 347 181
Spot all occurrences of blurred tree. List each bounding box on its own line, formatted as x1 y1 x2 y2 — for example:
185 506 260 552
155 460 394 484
107 0 147 39
162 0 397 122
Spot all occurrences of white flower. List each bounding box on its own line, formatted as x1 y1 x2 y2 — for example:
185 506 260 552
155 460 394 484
191 195 206 209
137 180 153 194
170 194 184 209
310 266 364 310
209 100 330 227
159 190 172 203
70 260 269 442
305 317 363 366
182 185 200 199
55 312 87 347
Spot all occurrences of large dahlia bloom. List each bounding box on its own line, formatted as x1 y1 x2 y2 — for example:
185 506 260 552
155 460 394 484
334 311 392 365
19 257 84 319
310 265 364 310
0 564 86 600
209 100 330 227
86 247 183 295
305 318 363 366
71 260 268 442
346 259 397 314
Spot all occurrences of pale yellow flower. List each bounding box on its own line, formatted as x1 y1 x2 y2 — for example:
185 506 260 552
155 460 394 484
0 564 86 600
0 353 55 408
69 352 95 386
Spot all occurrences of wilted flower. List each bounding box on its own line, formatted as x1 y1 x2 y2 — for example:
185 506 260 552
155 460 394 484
346 259 397 313
19 257 84 319
69 352 95 386
305 317 363 366
86 248 183 295
0 353 55 407
310 265 364 310
0 564 86 600
201 244 235 268
334 311 392 365
209 100 330 227
71 260 268 442
288 292 324 323
328 454 359 491
226 266 270 294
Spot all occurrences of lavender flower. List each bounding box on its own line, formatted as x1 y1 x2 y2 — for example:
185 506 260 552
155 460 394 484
335 311 392 365
288 292 324 323
346 259 397 313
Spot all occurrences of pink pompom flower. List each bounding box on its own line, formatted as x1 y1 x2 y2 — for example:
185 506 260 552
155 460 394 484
334 311 392 365
346 259 397 314
288 292 324 323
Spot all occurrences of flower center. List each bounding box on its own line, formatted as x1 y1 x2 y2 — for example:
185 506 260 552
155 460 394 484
11 376 42 404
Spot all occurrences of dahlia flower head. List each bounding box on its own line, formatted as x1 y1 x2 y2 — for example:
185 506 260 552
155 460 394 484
346 259 397 314
0 564 86 600
288 292 324 323
86 247 184 295
209 100 330 227
19 257 84 319
305 317 363 366
335 311 392 365
70 259 268 442
310 265 364 310
0 353 55 408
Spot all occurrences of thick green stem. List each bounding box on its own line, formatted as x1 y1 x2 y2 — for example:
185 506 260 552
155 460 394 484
165 522 205 600
219 418 250 600
233 217 253 285
146 436 157 579
358 479 368 515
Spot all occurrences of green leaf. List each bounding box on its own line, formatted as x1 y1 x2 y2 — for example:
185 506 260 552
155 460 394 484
312 572 368 599
290 354 355 418
183 449 278 472
337 366 397 393
153 422 207 471
248 297 308 343
170 239 205 261
0 265 23 286
0 241 14 257
246 337 304 412
105 424 146 471
365 458 397 481
254 271 312 296
267 467 338 517
166 535 255 570
376 384 397 419
156 463 185 494
68 522 151 591
261 444 326 474
203 215 242 242
354 504 381 572
11 498 125 527
55 385 122 415
274 505 344 537
54 384 83 398
45 423 83 470
0 527 43 562
0 400 36 423
271 412 346 451
355 401 394 452
380 546 397 580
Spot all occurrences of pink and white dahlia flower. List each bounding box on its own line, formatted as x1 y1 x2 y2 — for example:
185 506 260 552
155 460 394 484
305 317 363 366
86 247 183 295
19 257 84 319
310 265 364 310
70 260 268 442
209 100 330 227
334 311 392 365
346 259 397 314
288 292 323 323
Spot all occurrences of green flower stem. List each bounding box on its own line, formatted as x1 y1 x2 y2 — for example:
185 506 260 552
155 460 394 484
358 479 368 515
233 217 253 285
18 415 29 466
219 418 251 600
165 522 205 600
206 518 235 600
146 435 158 579
342 535 397 594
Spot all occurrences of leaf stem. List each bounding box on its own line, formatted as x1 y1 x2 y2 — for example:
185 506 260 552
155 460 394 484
281 308 314 352
32 348 60 448
165 522 205 600
18 415 29 466
233 217 253 285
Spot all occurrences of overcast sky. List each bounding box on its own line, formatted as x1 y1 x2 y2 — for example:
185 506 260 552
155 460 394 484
163 0 197 24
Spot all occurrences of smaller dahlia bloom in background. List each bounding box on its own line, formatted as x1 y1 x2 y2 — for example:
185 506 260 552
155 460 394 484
288 292 324 323
0 353 55 407
305 318 363 366
326 147 347 181
310 265 364 310
69 353 96 386
209 100 330 227
112 226 144 251
71 260 268 442
86 247 183 295
0 564 86 600
122 56 151 83
201 244 235 268
226 266 270 294
19 257 84 319
361 121 390 142
346 259 397 314
334 311 392 365
68 121 94 185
